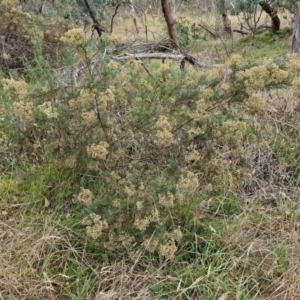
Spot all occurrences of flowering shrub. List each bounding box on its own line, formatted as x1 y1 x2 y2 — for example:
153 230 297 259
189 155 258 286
0 40 294 260
60 28 86 46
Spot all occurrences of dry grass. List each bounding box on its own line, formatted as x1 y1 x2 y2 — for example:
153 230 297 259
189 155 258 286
0 210 159 299
224 201 300 299
111 13 166 42
2 89 300 300
87 255 155 300
0 219 65 299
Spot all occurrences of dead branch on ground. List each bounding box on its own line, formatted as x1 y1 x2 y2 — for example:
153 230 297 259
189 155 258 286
233 24 272 35
113 52 206 68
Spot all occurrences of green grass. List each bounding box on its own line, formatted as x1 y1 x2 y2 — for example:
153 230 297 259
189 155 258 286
234 31 291 61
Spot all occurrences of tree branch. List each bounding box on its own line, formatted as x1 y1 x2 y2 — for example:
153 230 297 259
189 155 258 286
82 0 107 36
198 23 217 39
233 29 251 35
110 2 131 33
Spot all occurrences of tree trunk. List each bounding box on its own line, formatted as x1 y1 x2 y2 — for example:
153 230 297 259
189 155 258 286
219 1 231 34
292 0 300 52
38 0 47 14
161 0 180 51
222 14 232 34
129 0 139 34
259 1 280 33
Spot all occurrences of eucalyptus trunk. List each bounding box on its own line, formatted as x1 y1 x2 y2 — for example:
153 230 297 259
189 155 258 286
259 0 280 32
161 0 180 51
292 0 300 52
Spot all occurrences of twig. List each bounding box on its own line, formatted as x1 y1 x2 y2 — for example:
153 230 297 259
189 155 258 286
137 60 154 79
172 94 235 134
198 23 217 39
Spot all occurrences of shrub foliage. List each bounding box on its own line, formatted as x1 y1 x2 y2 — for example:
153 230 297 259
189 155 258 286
0 1 299 261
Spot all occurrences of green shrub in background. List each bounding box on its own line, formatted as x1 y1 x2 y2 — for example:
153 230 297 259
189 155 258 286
174 18 212 49
176 17 191 47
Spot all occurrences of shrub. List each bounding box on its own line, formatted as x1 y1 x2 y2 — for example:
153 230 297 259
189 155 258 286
0 26 293 259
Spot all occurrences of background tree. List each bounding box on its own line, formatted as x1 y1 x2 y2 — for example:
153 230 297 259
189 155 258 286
292 0 300 52
231 0 265 36
232 0 298 34
219 0 232 33
129 0 139 34
259 0 280 32
270 0 297 13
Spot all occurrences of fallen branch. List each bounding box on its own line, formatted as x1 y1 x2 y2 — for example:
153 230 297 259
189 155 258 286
113 52 205 67
233 24 272 35
114 52 186 61
255 24 272 34
233 29 249 35
113 41 172 55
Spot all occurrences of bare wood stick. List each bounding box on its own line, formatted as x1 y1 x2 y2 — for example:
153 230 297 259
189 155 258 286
233 29 250 35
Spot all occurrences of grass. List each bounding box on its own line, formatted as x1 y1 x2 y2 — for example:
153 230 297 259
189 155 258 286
234 31 291 61
2 161 300 299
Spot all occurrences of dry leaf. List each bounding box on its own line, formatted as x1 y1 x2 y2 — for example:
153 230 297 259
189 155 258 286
278 191 287 199
1 210 8 216
44 198 50 208
218 292 229 300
